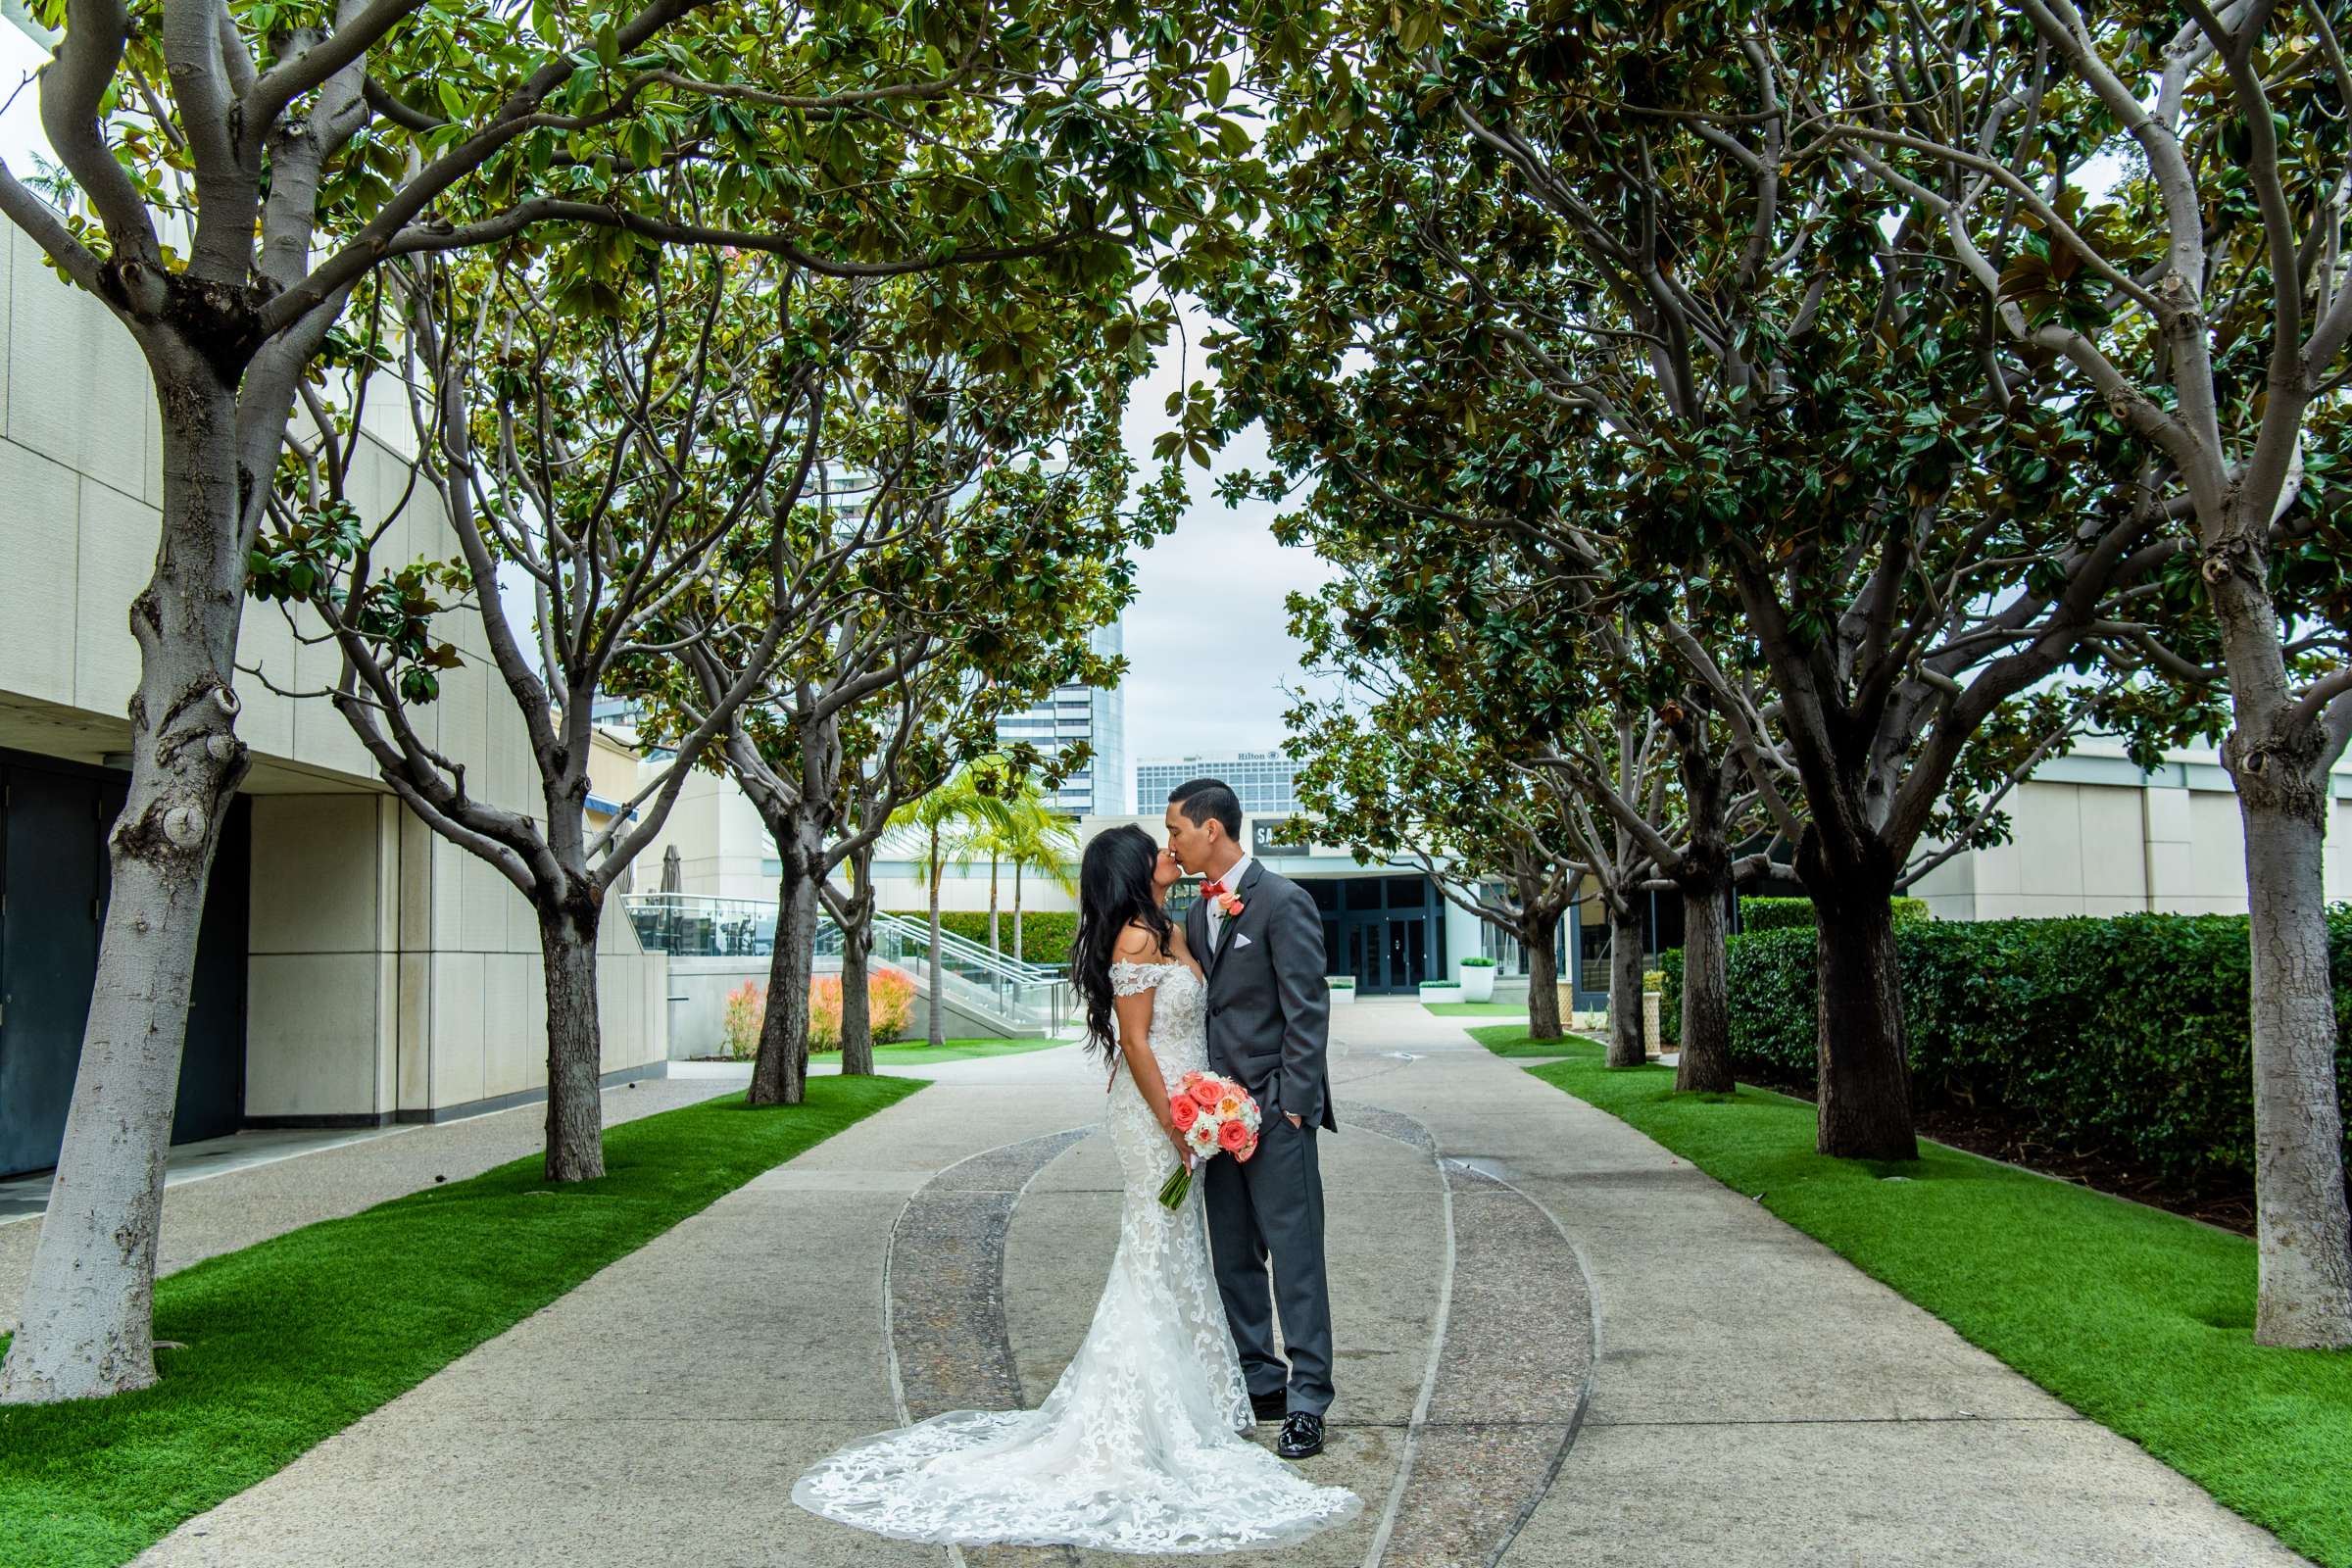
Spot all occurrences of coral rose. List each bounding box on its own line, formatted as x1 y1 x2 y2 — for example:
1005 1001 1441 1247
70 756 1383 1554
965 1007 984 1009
1190 1077 1225 1108
1217 1119 1250 1153
1170 1095 1200 1131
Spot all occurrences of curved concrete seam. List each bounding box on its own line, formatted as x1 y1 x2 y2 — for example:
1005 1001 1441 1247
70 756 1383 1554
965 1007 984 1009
877 1124 1094 1568
1471 1169 1603 1568
1335 1100 1603 1568
1356 1111 1455 1568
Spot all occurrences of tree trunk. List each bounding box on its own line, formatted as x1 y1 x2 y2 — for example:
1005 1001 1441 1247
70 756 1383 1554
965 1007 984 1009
1675 856 1736 1095
1807 876 1917 1160
838 918 875 1076
2236 775 2352 1348
751 827 820 1106
1605 898 1646 1067
537 896 609 1182
1013 865 1025 964
927 866 947 1050
1524 908 1564 1041
0 363 254 1404
838 844 880 1076
988 853 1000 954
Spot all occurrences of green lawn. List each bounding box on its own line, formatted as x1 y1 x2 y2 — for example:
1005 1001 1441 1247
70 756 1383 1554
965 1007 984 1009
0 1074 923 1568
860 1036 1070 1065
1470 1027 1608 1056
1474 1025 2352 1567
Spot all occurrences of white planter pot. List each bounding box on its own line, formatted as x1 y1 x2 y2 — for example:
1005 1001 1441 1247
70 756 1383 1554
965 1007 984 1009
1326 983 1356 1006
1418 982 1463 1004
1457 963 1496 1002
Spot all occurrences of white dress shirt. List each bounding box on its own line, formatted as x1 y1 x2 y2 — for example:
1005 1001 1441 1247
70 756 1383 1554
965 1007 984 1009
1202 854 1251 951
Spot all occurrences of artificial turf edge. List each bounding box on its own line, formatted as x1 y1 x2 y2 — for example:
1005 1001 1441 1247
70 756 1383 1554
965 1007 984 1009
1469 1023 2352 1568
0 1072 925 1568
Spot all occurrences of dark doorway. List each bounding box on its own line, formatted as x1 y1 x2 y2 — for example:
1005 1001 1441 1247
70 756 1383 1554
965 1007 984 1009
0 750 249 1179
1309 874 1443 995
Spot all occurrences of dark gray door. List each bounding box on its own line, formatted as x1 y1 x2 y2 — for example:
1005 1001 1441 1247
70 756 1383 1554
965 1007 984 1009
0 764 106 1177
0 757 248 1179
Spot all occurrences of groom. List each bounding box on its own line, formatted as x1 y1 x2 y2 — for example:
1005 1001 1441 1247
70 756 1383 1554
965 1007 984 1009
1165 778 1337 1461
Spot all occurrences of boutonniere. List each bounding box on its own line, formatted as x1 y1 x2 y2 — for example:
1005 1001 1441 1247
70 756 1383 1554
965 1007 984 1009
1216 892 1245 918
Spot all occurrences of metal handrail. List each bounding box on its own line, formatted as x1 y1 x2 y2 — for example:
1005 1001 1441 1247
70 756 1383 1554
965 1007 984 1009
622 892 1072 1034
866 907 1061 985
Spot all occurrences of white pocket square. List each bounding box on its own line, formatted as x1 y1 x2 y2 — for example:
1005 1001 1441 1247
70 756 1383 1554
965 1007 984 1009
1233 933 1252 948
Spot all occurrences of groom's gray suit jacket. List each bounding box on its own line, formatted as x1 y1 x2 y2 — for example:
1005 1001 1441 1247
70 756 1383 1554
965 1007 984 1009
1187 858 1336 1132
1188 856 1338 1415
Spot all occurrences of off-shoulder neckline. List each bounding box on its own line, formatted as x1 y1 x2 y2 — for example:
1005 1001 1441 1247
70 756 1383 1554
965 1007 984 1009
1109 957 1206 982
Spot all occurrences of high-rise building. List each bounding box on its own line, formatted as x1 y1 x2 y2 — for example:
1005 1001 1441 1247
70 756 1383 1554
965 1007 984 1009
1137 750 1301 817
996 619 1126 815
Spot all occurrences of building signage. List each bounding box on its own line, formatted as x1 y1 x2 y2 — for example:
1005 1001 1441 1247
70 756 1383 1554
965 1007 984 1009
1252 816 1328 857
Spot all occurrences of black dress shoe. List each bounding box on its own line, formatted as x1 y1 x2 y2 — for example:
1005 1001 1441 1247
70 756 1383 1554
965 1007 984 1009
1277 1410 1325 1459
1250 1390 1289 1423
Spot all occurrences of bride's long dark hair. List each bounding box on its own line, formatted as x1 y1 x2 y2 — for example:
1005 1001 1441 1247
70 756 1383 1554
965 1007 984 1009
1070 824 1174 1062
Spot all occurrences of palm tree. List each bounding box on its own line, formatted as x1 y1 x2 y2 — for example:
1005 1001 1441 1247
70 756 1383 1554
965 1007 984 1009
995 798 1079 963
975 779 1077 956
890 767 1015 1047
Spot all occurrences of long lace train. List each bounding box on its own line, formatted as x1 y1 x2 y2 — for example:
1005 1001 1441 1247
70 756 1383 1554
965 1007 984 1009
792 959 1361 1554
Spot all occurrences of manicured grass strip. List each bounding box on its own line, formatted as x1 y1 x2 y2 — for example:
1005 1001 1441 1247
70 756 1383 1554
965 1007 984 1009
0 1074 923 1568
1423 1001 1537 1017
863 1036 1070 1065
1479 1025 2352 1567
1470 1027 1608 1056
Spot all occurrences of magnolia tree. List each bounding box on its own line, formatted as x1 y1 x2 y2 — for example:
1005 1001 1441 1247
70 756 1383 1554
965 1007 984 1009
1283 514 1781 1075
636 350 1145 1103
0 0 1259 1404
1780 0 2352 1348
1213 2 2131 1163
251 248 877 1179
817 647 1094 1073
1285 680 1584 1042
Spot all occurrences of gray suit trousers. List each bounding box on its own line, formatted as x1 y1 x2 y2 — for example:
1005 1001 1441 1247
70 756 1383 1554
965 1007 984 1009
1201 1106 1333 1416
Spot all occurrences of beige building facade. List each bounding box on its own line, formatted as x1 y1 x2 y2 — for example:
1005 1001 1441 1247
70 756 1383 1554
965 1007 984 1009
1906 736 2352 920
0 222 667 1180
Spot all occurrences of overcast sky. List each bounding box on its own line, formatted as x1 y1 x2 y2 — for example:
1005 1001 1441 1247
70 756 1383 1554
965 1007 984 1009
1113 306 1341 795
0 27 1342 810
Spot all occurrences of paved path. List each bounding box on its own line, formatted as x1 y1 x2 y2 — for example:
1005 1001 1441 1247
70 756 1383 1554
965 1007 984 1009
0 1076 744 1331
125 1003 2305 1568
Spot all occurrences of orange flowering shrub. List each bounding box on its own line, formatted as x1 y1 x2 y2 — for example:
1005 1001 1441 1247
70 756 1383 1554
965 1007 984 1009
808 964 919 1051
721 980 764 1060
869 964 915 1043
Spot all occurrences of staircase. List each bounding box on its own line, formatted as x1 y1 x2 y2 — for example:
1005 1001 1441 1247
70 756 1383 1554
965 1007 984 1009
622 894 1072 1037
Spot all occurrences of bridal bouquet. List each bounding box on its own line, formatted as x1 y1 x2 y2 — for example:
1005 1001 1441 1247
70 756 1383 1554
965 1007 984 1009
1159 1071 1260 1208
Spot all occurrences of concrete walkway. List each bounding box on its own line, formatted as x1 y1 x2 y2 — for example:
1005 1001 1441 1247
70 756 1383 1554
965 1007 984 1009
0 1075 744 1329
122 1002 2305 1568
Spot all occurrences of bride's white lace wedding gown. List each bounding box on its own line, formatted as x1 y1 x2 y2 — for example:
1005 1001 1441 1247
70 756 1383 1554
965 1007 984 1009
792 958 1362 1554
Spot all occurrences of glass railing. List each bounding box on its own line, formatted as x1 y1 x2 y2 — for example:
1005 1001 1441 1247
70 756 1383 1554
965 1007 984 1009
622 893 1072 1034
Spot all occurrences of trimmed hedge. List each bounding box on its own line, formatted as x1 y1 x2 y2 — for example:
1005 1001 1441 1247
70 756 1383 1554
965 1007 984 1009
1740 895 1934 932
887 908 1075 966
1663 896 1927 1045
1668 911 2352 1193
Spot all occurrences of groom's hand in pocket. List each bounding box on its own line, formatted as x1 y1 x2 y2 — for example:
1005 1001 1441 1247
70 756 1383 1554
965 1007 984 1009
1286 1114 1301 1128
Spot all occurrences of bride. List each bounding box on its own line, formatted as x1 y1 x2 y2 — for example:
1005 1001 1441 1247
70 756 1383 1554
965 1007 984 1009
792 824 1362 1554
